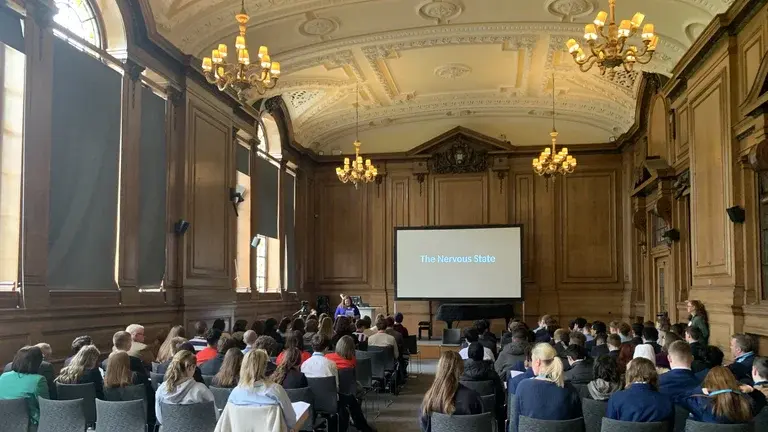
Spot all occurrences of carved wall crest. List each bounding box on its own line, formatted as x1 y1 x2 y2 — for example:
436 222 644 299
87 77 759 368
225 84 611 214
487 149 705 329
428 138 488 174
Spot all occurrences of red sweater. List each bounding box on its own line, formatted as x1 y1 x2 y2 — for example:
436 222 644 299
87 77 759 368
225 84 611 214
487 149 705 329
196 347 217 365
276 350 311 365
325 353 357 370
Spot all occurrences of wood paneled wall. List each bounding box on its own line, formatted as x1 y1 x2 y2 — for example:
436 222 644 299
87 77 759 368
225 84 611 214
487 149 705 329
302 150 626 333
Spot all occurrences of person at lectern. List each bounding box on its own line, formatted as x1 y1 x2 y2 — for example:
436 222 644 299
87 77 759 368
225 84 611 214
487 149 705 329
334 296 361 320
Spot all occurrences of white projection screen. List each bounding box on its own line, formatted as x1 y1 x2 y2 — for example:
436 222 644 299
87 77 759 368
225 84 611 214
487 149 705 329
394 225 523 300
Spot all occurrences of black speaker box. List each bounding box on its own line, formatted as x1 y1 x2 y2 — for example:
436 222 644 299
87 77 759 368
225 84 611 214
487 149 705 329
726 206 746 224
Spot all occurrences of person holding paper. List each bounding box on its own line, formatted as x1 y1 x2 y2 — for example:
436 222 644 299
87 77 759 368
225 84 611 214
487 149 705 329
334 296 361 320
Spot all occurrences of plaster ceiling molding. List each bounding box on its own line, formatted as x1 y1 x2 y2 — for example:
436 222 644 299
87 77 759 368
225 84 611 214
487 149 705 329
545 0 598 23
292 82 379 133
280 49 367 85
287 89 325 110
434 63 472 79
684 22 707 44
298 11 339 41
417 0 463 25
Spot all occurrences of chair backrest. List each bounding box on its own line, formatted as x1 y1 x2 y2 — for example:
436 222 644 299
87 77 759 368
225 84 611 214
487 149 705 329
202 375 214 387
95 399 146 432
209 386 233 411
284 387 314 432
404 335 418 354
355 350 372 360
601 418 667 432
356 356 373 388
673 405 690 432
369 345 395 368
338 368 357 395
442 329 462 345
56 382 96 424
150 372 164 391
582 398 609 432
431 411 493 432
754 406 768 431
368 349 388 379
103 384 147 402
37 397 86 432
306 376 338 414
0 398 29 432
479 394 495 414
508 394 518 432
459 380 494 396
684 419 754 432
159 401 217 432
152 362 160 373
518 416 586 432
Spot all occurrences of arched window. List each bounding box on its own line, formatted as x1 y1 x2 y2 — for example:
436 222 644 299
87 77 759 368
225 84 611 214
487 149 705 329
53 0 103 49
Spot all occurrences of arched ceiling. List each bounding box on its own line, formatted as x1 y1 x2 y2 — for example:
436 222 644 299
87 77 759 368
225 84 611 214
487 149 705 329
148 0 732 153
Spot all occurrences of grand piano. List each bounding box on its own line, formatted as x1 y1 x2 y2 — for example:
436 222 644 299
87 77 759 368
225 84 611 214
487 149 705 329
436 303 515 328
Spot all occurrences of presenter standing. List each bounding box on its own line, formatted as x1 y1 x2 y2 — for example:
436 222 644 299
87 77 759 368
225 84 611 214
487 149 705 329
334 296 361 320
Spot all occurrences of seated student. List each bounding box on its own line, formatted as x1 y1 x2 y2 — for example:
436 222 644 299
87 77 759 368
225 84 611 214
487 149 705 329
290 318 305 337
495 329 529 381
126 324 155 368
155 350 215 425
420 351 483 432
156 341 205 384
508 345 535 395
634 344 668 375
104 351 141 388
0 346 49 428
303 318 319 347
103 331 151 381
581 355 622 400
630 323 645 346
393 312 409 337
276 331 311 365
212 347 244 388
606 357 674 423
590 333 609 358
56 345 105 399
242 330 257 354
619 323 633 343
458 328 494 361
326 335 358 370
606 334 621 359
564 344 594 385
156 325 186 364
642 327 662 355
515 343 581 429
277 317 292 341
4 342 56 400
659 340 701 403
656 331 682 369
353 319 369 349
462 343 506 432
253 336 279 376
728 333 756 384
534 315 555 343
680 366 754 424
384 316 405 354
747 356 768 413
331 316 357 349
272 348 308 389
200 338 239 376
696 345 725 381
685 326 705 362
65 335 92 367
475 319 498 359
368 317 399 359
188 321 209 352
553 329 570 358
196 329 222 366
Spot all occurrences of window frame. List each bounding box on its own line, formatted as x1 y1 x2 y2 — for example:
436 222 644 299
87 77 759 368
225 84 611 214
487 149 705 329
52 0 106 51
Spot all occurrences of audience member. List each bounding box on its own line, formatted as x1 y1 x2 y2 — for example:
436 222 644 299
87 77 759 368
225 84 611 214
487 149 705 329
514 343 581 429
290 318 305 336
634 344 668 375
353 319 369 347
658 340 700 403
304 318 319 346
606 357 674 423
56 345 104 399
420 351 483 432
277 317 292 340
501 320 525 347
630 323 644 346
277 331 311 365
657 331 682 369
495 329 528 380
212 318 227 335
685 326 705 361
564 344 594 385
384 316 405 353
475 319 498 359
618 323 632 343
331 316 356 348
196 329 222 365
393 312 409 337
368 317 399 359
569 331 587 348
364 314 384 337
301 334 338 385
670 323 687 338
553 328 570 358
334 296 361 320
606 334 621 359
573 318 591 344
729 333 756 384
318 316 334 344
534 315 554 342
507 345 535 395
458 328 493 361
155 350 215 425
749 356 768 410
189 321 208 352
212 347 244 388
126 324 154 366
263 318 283 344
250 320 265 335
0 346 49 427
642 327 662 355
242 330 257 354
686 300 710 345
326 335 357 370
617 343 634 374
156 325 186 363
3 342 56 399
582 355 621 400
252 336 278 375
65 335 92 366
608 321 620 336
271 347 308 389
696 346 725 381
104 351 140 388
461 342 505 431
200 337 239 376
155 341 204 384
681 366 754 424
590 332 609 358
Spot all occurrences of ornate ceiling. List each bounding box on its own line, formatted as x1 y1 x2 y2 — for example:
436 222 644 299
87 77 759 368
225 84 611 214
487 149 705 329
148 0 733 153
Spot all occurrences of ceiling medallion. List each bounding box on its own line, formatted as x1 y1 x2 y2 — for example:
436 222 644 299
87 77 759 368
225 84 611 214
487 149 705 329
417 0 463 24
434 63 472 79
545 0 597 22
299 16 338 38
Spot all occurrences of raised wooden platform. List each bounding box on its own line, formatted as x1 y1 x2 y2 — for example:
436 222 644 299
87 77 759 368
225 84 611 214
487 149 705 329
416 338 461 360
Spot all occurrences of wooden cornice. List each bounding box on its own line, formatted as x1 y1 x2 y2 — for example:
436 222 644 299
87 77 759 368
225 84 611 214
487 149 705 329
615 73 668 151
406 126 514 155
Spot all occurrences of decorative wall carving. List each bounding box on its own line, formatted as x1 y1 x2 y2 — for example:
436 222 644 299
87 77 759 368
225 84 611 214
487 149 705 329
674 170 691 198
417 0 463 24
428 138 488 174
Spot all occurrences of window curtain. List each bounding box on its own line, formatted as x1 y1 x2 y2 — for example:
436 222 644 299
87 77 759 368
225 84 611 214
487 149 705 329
0 6 24 53
254 156 278 239
137 86 167 287
282 171 295 291
48 38 122 290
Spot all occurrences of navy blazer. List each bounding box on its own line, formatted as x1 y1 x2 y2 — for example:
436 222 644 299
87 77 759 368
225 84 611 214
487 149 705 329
680 388 755 424
591 344 609 359
515 378 582 430
607 383 674 423
534 328 551 343
507 368 535 395
199 353 226 376
659 368 701 403
728 353 756 384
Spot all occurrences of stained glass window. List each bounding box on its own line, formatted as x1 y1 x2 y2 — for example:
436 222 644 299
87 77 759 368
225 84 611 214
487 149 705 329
53 0 102 49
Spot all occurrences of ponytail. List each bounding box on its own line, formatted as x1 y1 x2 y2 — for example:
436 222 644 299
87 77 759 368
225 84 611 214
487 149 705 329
531 342 565 387
164 350 196 393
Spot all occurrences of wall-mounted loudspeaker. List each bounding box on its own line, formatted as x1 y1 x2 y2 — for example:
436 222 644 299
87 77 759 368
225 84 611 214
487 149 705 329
661 228 680 242
726 206 746 224
251 236 261 248
174 219 190 235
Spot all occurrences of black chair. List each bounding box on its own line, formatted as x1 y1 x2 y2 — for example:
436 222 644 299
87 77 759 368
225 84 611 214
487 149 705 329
479 394 495 413
150 372 164 392
151 362 160 373
56 382 97 425
0 398 28 432
37 397 86 432
755 406 768 431
442 328 461 345
582 398 609 432
306 376 339 432
601 418 667 431
403 335 421 375
201 375 214 387
684 420 753 431
104 384 146 402
209 386 233 411
418 321 432 340
285 387 324 432
673 406 690 432
95 399 146 432
518 416 585 432
431 411 493 432
338 368 357 396
460 380 495 396
508 394 518 432
369 345 398 395
158 401 217 432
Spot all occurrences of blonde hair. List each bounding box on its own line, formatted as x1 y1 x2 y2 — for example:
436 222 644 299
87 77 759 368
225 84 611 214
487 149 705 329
422 351 463 416
240 349 269 388
532 343 564 387
104 351 134 388
164 350 196 393
57 345 100 384
335 335 356 360
319 317 333 340
35 343 52 359
157 325 186 363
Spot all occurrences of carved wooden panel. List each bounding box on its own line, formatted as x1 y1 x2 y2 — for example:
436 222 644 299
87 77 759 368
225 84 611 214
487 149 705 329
385 175 411 290
738 20 764 100
648 95 669 160
676 104 690 161
513 174 535 283
559 171 619 284
317 182 368 284
186 102 231 284
430 175 488 225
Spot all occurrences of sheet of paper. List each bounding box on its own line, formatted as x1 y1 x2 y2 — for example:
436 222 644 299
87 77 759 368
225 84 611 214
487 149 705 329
292 401 310 420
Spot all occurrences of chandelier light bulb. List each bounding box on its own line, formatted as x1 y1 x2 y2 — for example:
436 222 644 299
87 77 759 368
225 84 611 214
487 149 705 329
618 20 631 37
202 57 212 71
566 39 580 53
642 24 655 40
235 36 246 50
258 46 268 59
594 11 607 26
630 13 645 28
218 44 228 58
270 62 281 76
584 24 598 40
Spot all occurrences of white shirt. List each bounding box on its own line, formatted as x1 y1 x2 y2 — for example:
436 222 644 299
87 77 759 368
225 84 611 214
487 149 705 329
458 346 495 362
300 352 338 387
367 331 399 358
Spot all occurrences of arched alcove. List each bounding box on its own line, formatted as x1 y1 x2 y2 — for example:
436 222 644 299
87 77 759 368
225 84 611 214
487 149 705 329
261 113 283 157
52 0 127 57
647 94 670 159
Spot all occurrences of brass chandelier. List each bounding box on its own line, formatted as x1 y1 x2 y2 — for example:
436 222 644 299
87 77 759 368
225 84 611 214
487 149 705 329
336 84 378 189
565 0 658 75
533 73 576 182
201 0 280 101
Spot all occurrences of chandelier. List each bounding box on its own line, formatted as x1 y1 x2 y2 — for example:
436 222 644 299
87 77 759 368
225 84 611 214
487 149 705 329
336 85 378 189
201 0 280 101
565 0 658 75
533 73 576 182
